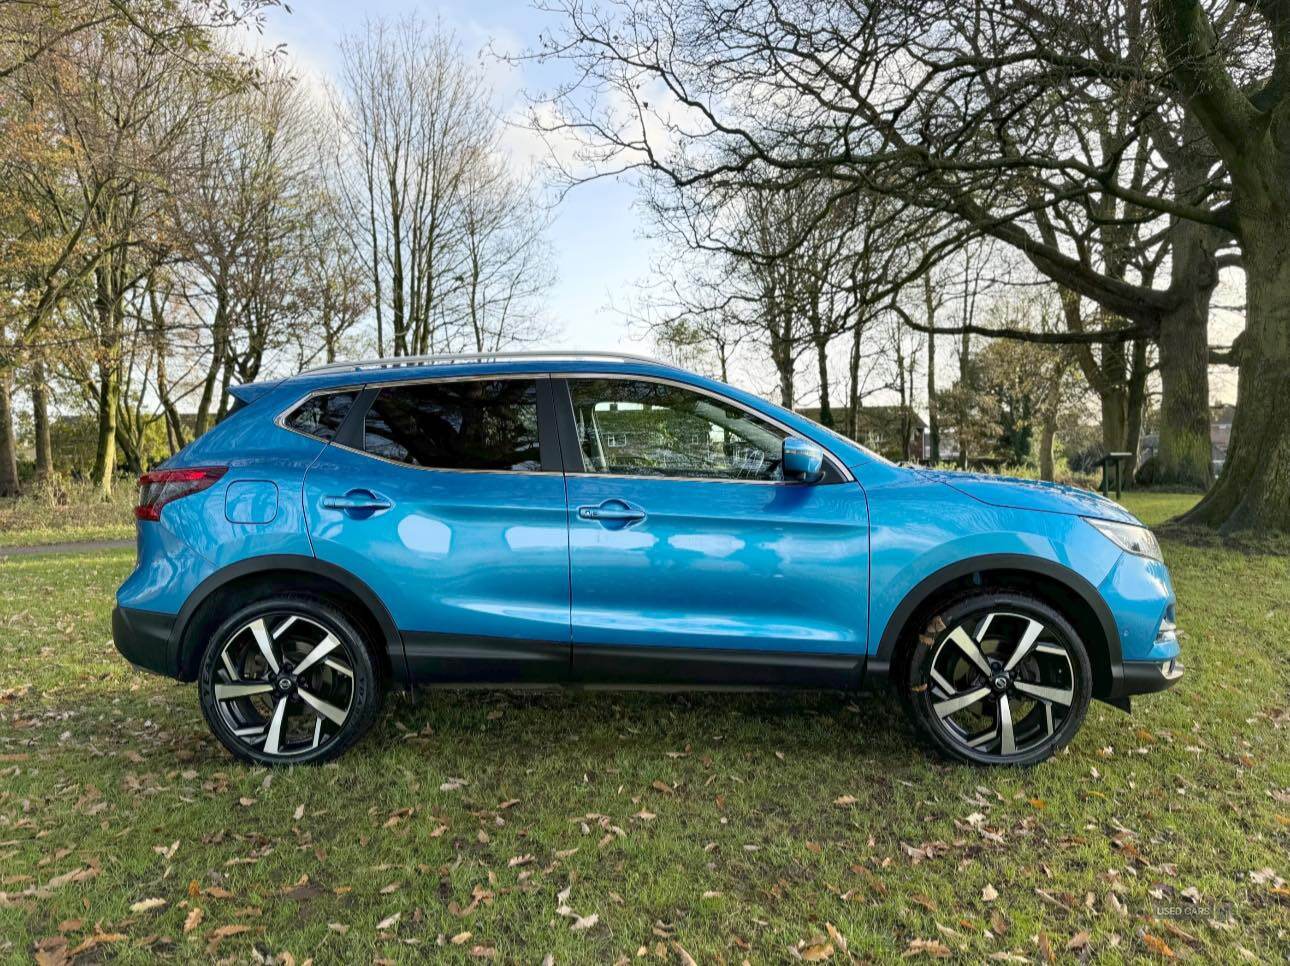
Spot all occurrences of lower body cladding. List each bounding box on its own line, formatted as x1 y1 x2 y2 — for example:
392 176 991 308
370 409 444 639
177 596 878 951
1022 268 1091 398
112 612 1181 701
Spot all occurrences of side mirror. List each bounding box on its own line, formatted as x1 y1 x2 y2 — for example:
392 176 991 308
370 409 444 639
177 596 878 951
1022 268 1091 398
782 437 824 482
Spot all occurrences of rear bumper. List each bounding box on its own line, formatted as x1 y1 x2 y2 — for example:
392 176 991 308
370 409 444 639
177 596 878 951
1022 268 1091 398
112 606 180 678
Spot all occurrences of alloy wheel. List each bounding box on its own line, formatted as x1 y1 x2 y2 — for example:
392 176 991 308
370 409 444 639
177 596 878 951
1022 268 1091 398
925 610 1078 760
209 612 356 759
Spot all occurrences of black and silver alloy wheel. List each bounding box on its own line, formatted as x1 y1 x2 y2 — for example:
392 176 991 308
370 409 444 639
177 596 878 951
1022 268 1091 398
902 592 1092 766
198 596 383 765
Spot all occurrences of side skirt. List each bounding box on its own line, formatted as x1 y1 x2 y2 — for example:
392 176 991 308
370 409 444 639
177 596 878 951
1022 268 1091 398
398 632 865 691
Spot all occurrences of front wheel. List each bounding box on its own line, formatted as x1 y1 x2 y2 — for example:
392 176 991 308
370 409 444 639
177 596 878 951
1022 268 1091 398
198 595 384 765
900 592 1092 766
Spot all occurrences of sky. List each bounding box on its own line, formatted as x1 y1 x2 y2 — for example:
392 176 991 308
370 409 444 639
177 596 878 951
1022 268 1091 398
258 0 656 356
254 1 1241 408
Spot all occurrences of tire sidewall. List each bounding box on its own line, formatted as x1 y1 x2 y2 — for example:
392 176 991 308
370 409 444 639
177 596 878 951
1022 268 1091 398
903 591 1093 767
198 595 382 766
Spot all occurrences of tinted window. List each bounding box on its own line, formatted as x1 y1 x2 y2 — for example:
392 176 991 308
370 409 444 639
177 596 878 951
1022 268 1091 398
363 379 541 471
285 391 356 441
568 378 788 481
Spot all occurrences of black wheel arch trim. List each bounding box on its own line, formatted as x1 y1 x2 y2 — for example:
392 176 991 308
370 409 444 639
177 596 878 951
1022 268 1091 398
169 554 405 683
866 553 1124 700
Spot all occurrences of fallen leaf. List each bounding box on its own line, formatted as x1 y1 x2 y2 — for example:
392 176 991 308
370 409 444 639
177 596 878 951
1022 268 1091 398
376 912 401 931
130 897 167 914
184 907 204 934
570 913 599 931
982 884 998 902
1142 934 1175 958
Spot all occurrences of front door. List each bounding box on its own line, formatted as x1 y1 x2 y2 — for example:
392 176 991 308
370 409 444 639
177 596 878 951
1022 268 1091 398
555 376 869 688
303 375 571 684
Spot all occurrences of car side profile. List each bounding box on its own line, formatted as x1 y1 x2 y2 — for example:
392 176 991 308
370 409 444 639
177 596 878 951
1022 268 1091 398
113 352 1182 767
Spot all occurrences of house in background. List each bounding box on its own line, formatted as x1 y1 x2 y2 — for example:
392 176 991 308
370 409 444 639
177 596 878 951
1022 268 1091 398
797 405 927 463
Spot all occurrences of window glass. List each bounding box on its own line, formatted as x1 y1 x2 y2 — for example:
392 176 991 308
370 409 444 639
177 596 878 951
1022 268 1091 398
568 378 788 481
284 391 357 441
363 379 541 471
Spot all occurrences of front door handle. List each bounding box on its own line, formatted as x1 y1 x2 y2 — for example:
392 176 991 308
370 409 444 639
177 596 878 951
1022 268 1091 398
577 499 646 526
322 490 392 513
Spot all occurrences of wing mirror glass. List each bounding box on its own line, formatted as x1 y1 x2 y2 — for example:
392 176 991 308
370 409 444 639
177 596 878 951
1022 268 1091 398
782 437 824 482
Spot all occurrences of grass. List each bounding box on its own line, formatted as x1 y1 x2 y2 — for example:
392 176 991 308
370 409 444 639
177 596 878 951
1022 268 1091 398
0 494 1286 963
0 478 134 548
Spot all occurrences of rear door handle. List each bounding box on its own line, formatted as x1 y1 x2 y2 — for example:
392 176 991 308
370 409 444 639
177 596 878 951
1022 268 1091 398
322 490 392 513
577 500 646 525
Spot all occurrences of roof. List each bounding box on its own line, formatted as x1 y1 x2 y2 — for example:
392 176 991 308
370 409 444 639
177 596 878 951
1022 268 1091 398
303 350 673 376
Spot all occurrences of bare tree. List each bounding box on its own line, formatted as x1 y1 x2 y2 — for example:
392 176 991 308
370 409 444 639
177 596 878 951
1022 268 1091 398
526 0 1284 529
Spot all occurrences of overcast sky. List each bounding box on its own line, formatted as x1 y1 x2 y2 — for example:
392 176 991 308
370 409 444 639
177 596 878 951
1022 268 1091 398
259 0 656 356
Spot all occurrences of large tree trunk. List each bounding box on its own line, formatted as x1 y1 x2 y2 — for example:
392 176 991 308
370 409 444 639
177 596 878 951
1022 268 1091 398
31 356 53 481
1183 221 1290 531
0 367 20 497
1156 220 1217 489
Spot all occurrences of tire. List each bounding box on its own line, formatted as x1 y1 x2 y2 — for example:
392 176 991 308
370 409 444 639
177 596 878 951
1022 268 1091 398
198 594 385 766
898 591 1092 766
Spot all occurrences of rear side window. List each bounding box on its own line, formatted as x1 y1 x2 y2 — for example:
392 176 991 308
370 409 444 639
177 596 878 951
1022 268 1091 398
284 391 357 442
363 379 541 471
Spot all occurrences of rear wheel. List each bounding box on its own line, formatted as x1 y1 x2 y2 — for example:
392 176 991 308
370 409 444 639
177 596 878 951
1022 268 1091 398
900 592 1092 766
198 595 384 765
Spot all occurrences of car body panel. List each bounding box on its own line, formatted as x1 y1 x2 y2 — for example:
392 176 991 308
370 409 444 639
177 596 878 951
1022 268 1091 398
302 440 572 678
566 474 869 655
113 354 1181 708
918 469 1140 524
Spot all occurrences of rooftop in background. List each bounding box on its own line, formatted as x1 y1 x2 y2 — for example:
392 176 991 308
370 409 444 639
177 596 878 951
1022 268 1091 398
304 350 675 375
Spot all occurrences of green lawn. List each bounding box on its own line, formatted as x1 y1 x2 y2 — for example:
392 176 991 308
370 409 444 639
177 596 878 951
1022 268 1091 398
0 494 1286 963
0 481 134 548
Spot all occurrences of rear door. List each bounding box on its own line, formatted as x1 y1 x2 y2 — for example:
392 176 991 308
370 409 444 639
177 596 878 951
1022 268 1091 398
555 375 869 688
300 375 571 684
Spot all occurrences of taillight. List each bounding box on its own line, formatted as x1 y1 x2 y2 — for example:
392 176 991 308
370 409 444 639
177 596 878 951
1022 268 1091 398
135 466 227 521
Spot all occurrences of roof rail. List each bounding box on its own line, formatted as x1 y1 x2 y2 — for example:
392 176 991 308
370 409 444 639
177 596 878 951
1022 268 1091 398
304 349 674 375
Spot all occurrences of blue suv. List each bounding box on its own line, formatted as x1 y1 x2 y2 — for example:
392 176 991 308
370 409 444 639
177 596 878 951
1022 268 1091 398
113 353 1182 766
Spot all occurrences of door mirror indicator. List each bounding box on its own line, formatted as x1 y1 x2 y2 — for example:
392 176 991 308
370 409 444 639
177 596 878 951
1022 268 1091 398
783 438 824 482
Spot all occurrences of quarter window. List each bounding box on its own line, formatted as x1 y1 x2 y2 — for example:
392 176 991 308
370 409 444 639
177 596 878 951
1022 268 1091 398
363 379 542 471
567 378 788 481
284 391 357 442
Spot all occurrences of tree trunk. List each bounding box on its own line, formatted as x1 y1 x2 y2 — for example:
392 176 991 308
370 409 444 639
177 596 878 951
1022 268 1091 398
31 356 53 481
0 367 20 497
1182 220 1290 531
90 358 119 499
1039 409 1057 482
1156 222 1216 489
814 338 833 427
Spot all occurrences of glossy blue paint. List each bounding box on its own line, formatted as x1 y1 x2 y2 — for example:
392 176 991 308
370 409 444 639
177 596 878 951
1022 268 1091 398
781 438 824 481
224 480 279 525
566 475 868 652
302 442 571 645
115 355 1180 703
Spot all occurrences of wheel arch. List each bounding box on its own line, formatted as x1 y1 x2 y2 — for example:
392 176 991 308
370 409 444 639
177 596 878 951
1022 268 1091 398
170 554 404 684
869 554 1123 702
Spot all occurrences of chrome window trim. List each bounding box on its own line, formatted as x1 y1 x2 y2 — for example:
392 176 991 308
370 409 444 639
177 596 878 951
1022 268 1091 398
272 370 855 484
559 372 855 485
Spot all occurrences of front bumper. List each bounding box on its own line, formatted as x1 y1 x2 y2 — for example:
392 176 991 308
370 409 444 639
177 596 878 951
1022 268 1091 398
1119 655 1185 695
112 606 180 678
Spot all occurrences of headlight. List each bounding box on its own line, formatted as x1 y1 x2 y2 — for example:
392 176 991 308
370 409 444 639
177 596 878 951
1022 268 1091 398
1084 518 1163 562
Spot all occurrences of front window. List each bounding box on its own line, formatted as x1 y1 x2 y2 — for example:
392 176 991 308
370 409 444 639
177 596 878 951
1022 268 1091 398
567 378 788 481
362 379 542 471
